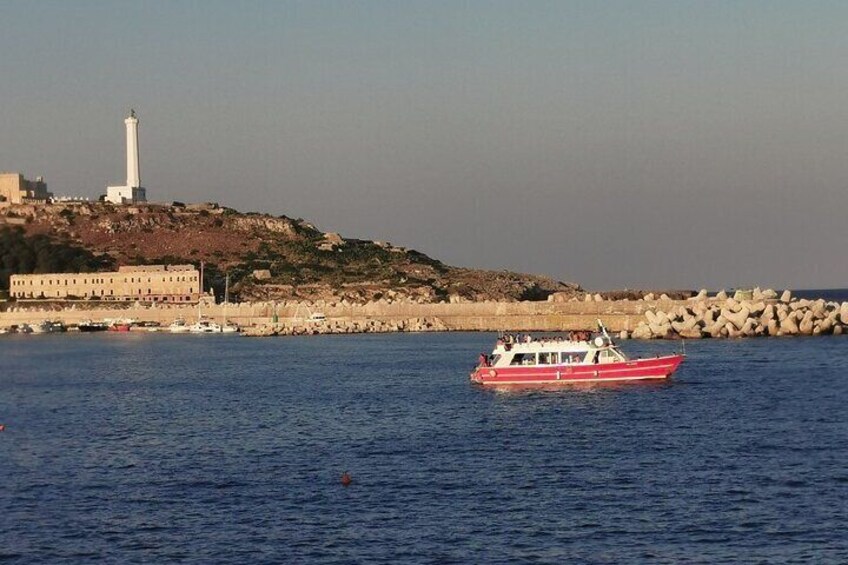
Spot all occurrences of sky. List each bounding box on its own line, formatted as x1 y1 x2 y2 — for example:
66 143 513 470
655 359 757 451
2 1 847 290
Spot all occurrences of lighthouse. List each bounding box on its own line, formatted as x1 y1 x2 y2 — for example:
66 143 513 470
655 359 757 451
106 109 147 204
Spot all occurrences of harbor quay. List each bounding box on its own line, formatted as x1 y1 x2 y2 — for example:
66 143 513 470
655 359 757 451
0 299 643 333
2 290 848 338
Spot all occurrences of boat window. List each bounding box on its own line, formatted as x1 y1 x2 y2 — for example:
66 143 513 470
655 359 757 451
509 353 536 366
599 349 622 363
599 349 613 363
490 354 501 366
538 352 558 365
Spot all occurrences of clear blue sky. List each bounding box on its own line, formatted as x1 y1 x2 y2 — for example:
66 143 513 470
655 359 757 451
2 1 847 289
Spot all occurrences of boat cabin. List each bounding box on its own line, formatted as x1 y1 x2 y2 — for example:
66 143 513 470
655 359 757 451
485 336 627 368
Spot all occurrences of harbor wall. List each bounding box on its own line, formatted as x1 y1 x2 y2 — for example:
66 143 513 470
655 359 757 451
4 292 847 338
0 299 671 332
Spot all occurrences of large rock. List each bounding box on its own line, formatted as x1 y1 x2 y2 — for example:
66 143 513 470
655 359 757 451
706 321 724 338
767 319 779 336
646 310 670 327
631 323 653 340
721 307 751 331
715 290 728 300
840 303 848 325
691 301 709 317
673 315 699 333
725 322 741 339
799 311 815 335
780 290 792 303
749 301 766 317
691 289 709 302
649 322 672 338
810 300 827 319
780 316 799 335
677 328 702 339
761 303 775 322
790 299 810 311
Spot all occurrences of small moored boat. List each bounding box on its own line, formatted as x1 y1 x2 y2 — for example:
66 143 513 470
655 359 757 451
78 320 109 332
188 319 222 333
471 321 684 386
168 319 190 333
31 320 67 334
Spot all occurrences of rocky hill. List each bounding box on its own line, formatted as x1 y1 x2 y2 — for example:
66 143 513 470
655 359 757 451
0 201 581 303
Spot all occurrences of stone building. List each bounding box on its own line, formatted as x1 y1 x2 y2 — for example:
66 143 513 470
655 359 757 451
0 173 52 204
10 265 200 302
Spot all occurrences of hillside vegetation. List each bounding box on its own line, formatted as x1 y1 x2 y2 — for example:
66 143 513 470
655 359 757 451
0 202 580 303
0 226 114 292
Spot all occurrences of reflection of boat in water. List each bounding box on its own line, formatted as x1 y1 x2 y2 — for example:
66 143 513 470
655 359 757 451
108 323 132 332
470 321 684 386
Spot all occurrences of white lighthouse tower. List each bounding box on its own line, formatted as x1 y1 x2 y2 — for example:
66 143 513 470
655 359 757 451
106 109 147 204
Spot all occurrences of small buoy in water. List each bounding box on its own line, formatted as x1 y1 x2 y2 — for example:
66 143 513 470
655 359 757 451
0 424 5 432
340 471 352 487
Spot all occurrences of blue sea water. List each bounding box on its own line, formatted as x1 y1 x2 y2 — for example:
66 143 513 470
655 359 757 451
793 288 848 303
1 332 847 563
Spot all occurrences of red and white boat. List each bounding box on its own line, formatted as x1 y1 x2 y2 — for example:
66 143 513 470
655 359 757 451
470 323 684 386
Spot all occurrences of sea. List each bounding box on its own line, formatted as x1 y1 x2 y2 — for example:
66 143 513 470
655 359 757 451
1 330 847 563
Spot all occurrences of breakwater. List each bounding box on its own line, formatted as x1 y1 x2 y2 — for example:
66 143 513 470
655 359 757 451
628 289 848 339
2 288 847 339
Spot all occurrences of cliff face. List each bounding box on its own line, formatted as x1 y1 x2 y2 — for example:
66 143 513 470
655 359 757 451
0 201 581 302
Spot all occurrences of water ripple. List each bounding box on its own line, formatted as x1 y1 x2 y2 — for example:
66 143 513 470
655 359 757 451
1 333 847 562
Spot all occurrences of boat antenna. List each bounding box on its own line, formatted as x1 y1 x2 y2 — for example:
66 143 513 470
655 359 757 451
597 318 612 341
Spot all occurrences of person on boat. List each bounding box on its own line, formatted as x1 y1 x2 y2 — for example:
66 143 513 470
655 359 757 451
479 353 490 367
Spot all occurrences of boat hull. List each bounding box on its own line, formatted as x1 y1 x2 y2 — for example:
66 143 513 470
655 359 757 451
470 354 684 386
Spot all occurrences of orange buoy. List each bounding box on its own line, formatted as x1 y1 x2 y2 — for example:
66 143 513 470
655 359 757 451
340 471 352 487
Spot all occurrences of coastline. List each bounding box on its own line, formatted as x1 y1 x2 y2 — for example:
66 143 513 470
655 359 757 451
3 289 847 339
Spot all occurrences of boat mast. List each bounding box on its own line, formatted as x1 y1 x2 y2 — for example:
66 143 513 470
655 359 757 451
223 274 229 328
198 261 204 322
